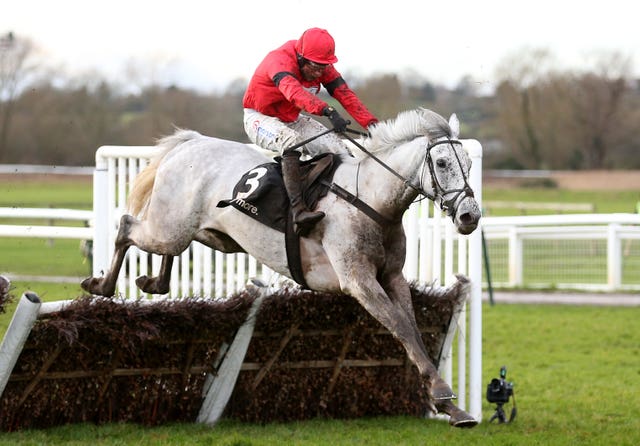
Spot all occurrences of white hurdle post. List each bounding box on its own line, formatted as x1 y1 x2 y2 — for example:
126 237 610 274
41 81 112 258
0 293 41 397
466 139 483 422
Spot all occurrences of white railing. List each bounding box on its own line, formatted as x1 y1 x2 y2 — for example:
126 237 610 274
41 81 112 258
482 213 640 291
91 139 484 421
0 207 92 239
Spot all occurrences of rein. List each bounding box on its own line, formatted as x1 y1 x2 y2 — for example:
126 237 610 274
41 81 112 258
341 131 433 200
283 124 474 225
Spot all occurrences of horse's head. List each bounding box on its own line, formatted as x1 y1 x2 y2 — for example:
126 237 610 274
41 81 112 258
362 108 481 234
425 114 481 235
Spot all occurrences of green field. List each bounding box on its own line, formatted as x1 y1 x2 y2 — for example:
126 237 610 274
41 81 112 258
483 188 639 216
0 177 92 209
0 304 637 445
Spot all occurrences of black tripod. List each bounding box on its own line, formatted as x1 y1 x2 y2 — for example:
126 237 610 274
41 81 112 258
489 402 509 423
489 392 517 423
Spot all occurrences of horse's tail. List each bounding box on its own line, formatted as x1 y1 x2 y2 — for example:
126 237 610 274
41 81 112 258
128 129 203 218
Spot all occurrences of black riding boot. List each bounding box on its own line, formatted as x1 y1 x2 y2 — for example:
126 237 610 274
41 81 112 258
281 151 325 236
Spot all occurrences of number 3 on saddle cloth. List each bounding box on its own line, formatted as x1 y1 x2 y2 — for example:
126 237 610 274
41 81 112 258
217 153 341 287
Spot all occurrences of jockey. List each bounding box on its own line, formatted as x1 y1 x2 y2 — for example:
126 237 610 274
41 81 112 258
243 27 378 236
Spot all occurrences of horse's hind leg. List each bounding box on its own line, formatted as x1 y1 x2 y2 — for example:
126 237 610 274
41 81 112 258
81 215 136 297
135 254 174 295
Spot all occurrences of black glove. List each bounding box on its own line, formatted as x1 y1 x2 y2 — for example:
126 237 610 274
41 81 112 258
323 106 350 133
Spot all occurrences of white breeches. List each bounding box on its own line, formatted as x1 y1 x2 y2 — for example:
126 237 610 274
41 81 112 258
243 108 351 157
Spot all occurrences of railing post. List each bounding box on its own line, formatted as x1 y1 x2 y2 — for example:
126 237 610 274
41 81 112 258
508 227 523 287
92 150 109 277
607 223 621 290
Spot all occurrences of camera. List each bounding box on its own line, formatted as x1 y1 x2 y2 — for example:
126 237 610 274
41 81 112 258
486 366 513 404
486 366 517 423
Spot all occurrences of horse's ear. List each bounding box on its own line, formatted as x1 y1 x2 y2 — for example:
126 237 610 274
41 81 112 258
448 113 460 138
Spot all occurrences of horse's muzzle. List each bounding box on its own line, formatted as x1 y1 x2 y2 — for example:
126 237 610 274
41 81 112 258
454 197 481 235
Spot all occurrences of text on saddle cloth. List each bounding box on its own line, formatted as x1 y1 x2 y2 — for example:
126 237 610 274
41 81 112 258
217 153 341 232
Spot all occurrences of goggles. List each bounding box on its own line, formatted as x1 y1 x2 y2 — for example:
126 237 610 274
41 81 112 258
304 59 328 70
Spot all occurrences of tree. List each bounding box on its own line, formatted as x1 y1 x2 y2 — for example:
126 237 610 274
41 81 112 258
355 73 404 122
494 48 637 170
0 32 38 161
565 52 633 168
493 49 560 169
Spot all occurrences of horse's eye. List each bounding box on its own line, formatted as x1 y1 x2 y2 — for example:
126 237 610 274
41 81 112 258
436 159 447 168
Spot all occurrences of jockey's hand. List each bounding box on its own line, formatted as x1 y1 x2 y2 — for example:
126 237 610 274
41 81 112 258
323 106 350 133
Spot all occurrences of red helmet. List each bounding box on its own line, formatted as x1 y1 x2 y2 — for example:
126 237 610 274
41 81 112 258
295 28 338 64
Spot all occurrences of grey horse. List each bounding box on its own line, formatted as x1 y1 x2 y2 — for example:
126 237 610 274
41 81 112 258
82 107 482 427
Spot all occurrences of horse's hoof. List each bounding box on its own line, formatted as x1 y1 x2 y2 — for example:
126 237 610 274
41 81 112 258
81 277 99 294
431 379 457 400
136 275 170 295
135 275 151 292
449 414 478 428
435 399 478 428
81 277 114 297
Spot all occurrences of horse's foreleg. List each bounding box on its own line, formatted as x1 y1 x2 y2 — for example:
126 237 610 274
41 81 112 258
379 273 477 427
382 273 454 398
81 215 135 297
351 282 477 426
435 399 478 428
343 278 453 398
135 255 174 295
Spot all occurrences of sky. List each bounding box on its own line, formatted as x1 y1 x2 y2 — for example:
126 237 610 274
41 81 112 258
3 0 639 93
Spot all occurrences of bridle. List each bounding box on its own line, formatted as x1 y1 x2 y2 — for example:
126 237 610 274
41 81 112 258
421 139 475 218
341 131 475 219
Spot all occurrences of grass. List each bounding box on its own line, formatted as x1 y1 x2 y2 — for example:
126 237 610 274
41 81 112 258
1 177 639 443
0 238 90 277
0 303 638 445
483 187 638 216
0 177 92 209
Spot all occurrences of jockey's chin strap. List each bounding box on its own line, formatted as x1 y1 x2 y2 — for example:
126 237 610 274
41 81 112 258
341 131 474 220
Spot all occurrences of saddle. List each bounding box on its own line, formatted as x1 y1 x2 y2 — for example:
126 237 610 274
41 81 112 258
217 153 341 287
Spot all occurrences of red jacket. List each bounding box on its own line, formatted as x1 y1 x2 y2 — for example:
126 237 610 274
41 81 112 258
243 40 378 128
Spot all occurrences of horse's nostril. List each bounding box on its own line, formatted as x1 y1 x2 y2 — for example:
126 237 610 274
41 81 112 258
459 212 474 225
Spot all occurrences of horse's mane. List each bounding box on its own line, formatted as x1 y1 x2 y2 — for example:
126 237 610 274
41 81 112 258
363 108 452 153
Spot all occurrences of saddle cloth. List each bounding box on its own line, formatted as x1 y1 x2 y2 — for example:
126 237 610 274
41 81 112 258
217 153 340 233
